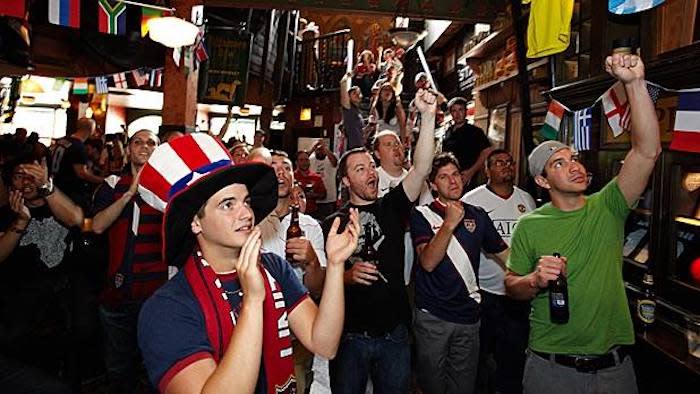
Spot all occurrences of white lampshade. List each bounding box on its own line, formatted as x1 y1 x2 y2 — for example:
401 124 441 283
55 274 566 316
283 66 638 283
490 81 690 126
148 17 199 48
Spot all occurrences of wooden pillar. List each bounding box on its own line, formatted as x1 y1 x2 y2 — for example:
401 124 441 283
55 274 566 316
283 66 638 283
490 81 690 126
160 0 201 136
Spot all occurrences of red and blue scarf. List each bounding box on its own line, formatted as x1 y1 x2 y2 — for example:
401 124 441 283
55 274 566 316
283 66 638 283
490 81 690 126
184 249 296 394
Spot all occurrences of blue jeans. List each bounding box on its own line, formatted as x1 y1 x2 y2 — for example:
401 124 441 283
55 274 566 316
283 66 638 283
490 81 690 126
99 303 150 394
329 324 410 394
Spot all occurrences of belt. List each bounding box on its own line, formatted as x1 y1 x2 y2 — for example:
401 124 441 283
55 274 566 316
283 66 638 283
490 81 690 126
531 346 631 373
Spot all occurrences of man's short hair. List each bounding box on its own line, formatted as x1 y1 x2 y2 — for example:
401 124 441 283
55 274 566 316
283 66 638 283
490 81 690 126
128 129 159 145
372 130 400 152
271 149 292 166
429 152 461 183
486 148 512 167
337 147 369 181
446 96 468 110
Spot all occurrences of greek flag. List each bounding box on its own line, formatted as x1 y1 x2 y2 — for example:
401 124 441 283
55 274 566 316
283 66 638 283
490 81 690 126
573 108 592 151
95 76 109 94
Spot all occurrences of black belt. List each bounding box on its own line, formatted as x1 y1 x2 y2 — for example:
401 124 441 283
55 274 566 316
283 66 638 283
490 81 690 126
531 346 631 373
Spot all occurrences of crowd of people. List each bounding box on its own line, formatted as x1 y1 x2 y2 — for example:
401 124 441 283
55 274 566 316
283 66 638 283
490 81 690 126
0 52 659 394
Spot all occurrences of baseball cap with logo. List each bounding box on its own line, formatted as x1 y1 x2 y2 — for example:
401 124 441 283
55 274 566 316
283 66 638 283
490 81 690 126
528 140 571 177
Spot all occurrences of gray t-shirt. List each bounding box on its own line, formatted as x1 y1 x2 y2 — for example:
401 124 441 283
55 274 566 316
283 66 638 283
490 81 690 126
342 106 364 149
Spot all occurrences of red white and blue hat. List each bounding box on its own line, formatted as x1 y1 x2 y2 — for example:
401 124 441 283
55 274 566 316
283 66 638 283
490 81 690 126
138 133 277 267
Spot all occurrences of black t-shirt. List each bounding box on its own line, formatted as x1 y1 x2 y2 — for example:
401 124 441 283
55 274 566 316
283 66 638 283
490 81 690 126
322 184 412 335
442 123 491 171
51 136 89 206
0 203 72 355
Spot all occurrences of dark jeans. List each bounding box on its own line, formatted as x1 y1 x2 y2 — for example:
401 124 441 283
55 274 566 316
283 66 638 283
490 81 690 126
477 291 530 394
99 303 152 394
329 324 410 394
0 354 71 394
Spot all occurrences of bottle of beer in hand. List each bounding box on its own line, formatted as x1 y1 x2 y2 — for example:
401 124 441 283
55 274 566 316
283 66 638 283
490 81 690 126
637 271 656 329
286 204 303 263
548 252 569 324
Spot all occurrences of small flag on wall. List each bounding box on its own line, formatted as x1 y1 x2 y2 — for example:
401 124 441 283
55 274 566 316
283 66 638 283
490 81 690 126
73 78 88 94
98 0 127 35
132 69 149 87
601 82 630 137
113 72 128 89
95 76 109 94
573 108 592 151
149 69 162 87
141 8 171 37
48 0 81 28
670 91 700 154
541 99 567 140
0 0 25 18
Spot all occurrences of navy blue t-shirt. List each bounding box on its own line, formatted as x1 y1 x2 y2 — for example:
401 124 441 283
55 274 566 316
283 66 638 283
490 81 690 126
137 252 308 393
410 200 507 324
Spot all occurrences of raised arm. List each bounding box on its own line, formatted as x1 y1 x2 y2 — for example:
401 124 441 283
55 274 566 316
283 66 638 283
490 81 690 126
606 54 661 206
340 72 352 110
92 171 140 234
402 88 437 202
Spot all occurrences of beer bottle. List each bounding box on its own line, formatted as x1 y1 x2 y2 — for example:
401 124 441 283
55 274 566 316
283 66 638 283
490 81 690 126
361 223 387 283
286 204 303 263
548 252 569 324
637 272 656 329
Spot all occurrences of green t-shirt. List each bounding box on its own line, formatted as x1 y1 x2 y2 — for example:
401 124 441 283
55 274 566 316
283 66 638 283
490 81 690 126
507 179 634 355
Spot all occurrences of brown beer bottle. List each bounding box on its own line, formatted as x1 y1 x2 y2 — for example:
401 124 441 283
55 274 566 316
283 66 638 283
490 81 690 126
286 204 303 263
548 252 569 324
637 272 656 329
361 223 388 283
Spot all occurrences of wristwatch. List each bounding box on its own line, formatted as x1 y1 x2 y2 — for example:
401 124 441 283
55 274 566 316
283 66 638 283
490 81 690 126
38 177 55 197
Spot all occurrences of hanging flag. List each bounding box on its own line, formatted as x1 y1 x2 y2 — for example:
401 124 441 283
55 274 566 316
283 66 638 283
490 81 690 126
646 82 663 104
98 0 127 35
0 0 25 18
149 68 162 88
113 72 128 89
132 69 149 87
73 78 88 95
48 0 80 28
670 91 700 154
95 76 109 94
573 108 592 151
541 99 567 140
195 36 209 63
601 82 630 137
141 8 171 37
609 0 665 15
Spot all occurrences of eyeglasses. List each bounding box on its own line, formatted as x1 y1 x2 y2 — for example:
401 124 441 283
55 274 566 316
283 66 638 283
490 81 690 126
491 159 515 168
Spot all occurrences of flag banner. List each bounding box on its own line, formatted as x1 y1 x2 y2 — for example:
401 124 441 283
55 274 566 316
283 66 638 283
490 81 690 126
95 76 109 94
670 91 700 154
609 0 665 15
541 99 568 140
646 81 663 104
195 32 209 63
172 46 182 67
601 82 630 137
573 108 593 151
132 68 149 86
73 78 88 94
98 0 127 35
112 72 128 89
0 0 25 18
48 0 80 28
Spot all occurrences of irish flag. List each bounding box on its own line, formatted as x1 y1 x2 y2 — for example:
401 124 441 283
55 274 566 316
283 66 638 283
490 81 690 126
541 99 568 140
670 91 700 154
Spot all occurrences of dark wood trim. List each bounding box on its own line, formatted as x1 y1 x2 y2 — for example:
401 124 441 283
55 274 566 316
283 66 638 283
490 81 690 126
510 0 534 154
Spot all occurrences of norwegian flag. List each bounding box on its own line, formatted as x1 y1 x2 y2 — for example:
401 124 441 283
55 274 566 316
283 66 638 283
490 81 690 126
95 76 109 94
601 82 630 137
132 69 149 87
195 32 209 63
112 72 128 89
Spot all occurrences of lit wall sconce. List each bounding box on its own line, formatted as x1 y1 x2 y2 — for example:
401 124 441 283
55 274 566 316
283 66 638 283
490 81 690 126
299 107 312 121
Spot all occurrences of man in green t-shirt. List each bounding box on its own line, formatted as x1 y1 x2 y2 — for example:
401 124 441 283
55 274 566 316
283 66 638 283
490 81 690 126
505 54 660 394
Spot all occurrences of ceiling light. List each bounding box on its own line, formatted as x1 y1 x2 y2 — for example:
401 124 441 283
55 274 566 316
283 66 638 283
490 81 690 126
148 17 199 48
388 26 427 49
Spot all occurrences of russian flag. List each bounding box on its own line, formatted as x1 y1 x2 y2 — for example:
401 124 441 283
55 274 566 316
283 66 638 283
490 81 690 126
98 0 126 35
670 91 700 154
48 0 80 28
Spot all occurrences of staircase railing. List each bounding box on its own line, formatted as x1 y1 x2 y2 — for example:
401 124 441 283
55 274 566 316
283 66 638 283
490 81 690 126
295 29 351 93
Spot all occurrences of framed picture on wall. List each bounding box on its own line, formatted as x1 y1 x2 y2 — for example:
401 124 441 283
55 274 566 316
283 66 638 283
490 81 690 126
487 103 508 149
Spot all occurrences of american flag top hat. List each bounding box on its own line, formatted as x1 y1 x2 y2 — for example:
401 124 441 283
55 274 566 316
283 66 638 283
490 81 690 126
138 133 278 267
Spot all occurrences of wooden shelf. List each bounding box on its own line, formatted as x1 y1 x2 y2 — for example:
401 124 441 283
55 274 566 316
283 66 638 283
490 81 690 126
473 71 519 92
461 24 514 61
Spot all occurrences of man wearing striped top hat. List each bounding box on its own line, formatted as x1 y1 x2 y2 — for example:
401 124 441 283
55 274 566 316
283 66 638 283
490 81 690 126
136 133 360 394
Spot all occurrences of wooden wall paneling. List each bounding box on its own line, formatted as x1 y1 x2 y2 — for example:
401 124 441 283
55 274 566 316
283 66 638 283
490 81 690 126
656 0 698 55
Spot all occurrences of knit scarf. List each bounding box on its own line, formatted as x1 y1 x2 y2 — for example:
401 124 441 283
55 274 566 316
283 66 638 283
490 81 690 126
184 249 296 394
